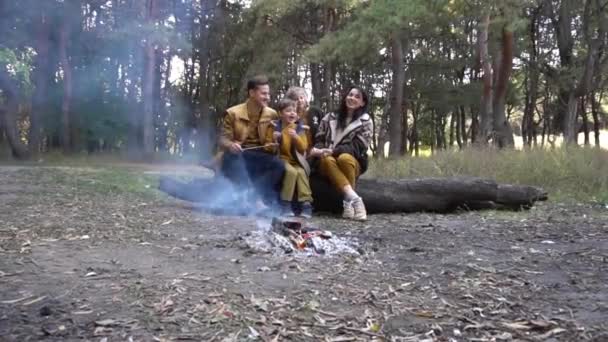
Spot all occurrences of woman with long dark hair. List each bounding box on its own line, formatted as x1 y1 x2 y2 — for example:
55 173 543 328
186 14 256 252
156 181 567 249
314 86 373 221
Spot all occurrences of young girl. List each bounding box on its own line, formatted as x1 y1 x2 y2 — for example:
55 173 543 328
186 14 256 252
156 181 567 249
314 86 373 221
265 98 313 217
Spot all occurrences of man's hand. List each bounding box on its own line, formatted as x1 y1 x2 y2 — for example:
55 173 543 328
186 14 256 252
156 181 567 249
287 128 297 138
229 142 242 153
322 148 333 156
272 132 282 142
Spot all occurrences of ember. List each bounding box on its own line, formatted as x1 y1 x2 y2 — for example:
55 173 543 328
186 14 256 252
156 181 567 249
246 217 360 257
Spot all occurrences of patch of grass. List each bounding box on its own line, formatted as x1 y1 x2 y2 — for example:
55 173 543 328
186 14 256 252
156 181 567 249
367 146 608 203
47 167 161 199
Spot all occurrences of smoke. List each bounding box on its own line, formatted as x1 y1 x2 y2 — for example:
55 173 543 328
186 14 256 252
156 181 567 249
158 171 280 218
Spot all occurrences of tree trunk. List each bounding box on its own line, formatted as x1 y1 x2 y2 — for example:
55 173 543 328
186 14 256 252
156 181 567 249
492 27 515 148
376 96 390 158
523 9 540 148
320 7 335 111
159 176 548 214
59 12 73 152
591 93 602 147
563 91 579 144
476 14 492 145
581 97 590 145
141 0 158 158
310 63 322 107
449 112 456 147
411 101 419 156
157 51 171 152
30 13 52 155
400 105 408 155
457 106 465 148
388 33 406 157
198 3 215 161
0 70 29 159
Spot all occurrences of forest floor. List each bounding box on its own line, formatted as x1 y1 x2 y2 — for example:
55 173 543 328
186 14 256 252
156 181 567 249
0 164 607 342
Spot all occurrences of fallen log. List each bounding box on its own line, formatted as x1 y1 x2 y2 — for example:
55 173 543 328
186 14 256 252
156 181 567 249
158 174 547 214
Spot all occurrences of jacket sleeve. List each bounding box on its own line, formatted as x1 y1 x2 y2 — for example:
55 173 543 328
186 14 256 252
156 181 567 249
314 116 330 149
293 131 308 154
219 111 234 150
263 124 278 153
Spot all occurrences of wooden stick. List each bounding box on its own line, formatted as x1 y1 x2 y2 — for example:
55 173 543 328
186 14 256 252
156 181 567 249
242 143 278 151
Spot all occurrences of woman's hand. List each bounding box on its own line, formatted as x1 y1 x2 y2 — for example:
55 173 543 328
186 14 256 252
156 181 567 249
322 148 333 156
310 147 333 157
309 147 323 157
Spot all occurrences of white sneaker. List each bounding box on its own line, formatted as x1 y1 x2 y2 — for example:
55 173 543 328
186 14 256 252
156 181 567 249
342 200 354 219
351 197 367 221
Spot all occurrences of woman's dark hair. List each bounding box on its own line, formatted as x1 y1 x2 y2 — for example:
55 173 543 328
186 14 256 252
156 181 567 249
336 86 369 130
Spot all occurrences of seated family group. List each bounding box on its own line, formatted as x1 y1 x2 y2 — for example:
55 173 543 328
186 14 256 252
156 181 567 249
217 75 373 221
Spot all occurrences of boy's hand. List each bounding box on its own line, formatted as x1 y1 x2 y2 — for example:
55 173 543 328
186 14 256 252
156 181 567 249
229 142 242 153
272 132 282 141
287 129 297 137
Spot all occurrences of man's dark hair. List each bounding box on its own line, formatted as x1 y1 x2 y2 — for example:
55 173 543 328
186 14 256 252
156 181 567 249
247 75 270 92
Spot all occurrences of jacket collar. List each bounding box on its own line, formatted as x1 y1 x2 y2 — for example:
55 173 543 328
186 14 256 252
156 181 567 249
235 99 264 121
330 113 370 147
274 119 304 133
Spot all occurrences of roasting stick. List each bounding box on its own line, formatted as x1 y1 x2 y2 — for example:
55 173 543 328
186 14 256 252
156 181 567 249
241 143 278 151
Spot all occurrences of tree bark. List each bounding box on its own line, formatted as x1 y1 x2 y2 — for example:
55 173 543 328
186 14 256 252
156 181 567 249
563 91 579 144
492 27 515 148
376 96 390 158
158 175 548 214
141 0 158 158
59 9 74 152
591 92 602 147
581 97 590 145
30 12 52 155
411 101 419 156
0 70 29 159
523 9 540 148
310 63 322 107
320 7 335 111
476 14 492 145
388 33 406 157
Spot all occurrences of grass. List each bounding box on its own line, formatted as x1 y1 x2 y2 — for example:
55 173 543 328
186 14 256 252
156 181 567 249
3 145 607 204
42 166 161 199
367 146 608 203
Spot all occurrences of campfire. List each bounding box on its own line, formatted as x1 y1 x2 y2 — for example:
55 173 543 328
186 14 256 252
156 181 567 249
246 217 360 257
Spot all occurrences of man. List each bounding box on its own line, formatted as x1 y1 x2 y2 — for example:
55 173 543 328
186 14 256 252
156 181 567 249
218 75 285 209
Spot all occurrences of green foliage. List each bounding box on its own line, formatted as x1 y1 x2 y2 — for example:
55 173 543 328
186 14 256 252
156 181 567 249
0 47 33 94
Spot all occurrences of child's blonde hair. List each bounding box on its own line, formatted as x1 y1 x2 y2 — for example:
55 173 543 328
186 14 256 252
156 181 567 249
276 98 297 113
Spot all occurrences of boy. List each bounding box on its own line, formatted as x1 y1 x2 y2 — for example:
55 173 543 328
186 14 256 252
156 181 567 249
265 98 313 217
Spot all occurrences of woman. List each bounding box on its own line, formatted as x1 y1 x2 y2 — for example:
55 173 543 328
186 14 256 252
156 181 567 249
313 86 373 221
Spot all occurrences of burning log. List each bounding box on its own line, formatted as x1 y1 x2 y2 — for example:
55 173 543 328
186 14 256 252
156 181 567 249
158 174 547 214
270 217 331 254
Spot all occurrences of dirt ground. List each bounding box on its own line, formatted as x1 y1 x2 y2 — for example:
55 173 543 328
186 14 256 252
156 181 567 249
0 165 607 342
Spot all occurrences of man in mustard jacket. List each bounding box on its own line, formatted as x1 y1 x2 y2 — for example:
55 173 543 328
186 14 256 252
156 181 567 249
218 75 285 209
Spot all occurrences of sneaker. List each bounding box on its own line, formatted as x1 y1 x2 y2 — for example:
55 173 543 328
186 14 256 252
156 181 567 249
351 197 367 221
300 202 313 218
280 201 295 217
342 200 354 219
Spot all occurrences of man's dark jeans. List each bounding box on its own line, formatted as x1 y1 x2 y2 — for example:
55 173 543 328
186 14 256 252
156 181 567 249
220 150 285 205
